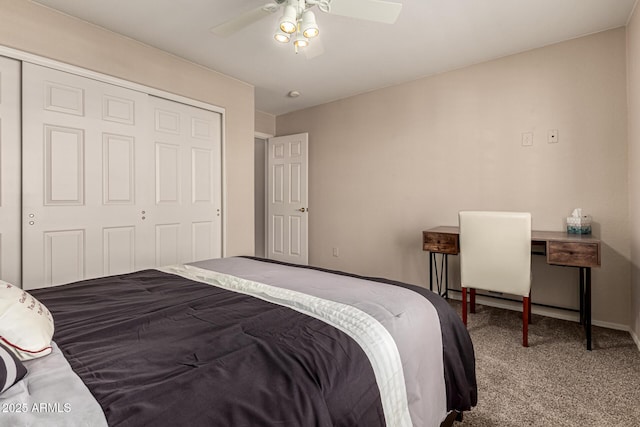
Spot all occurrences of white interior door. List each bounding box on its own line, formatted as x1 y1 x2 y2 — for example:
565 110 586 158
22 63 152 289
148 96 222 266
0 56 21 286
267 133 308 265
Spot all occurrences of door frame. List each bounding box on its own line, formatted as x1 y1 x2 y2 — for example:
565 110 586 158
255 131 274 258
0 56 21 286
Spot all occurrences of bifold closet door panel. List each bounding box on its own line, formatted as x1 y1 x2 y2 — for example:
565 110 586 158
22 63 154 289
22 63 223 290
148 95 222 265
0 56 21 286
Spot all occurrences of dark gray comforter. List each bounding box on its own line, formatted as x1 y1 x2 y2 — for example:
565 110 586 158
28 257 476 426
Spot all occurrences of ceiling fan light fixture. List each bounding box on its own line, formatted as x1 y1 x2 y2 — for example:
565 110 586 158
272 0 327 54
294 33 309 49
301 10 319 38
274 29 290 43
279 5 297 34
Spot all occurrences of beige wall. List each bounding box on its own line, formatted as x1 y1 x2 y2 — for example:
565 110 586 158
255 110 276 136
628 6 640 343
277 28 630 327
0 0 255 256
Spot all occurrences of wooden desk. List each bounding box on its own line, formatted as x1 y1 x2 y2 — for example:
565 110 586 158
422 226 601 350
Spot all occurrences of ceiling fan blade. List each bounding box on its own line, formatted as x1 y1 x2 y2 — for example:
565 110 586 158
210 5 276 37
328 0 402 24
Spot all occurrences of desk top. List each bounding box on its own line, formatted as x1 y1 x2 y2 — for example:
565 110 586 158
423 226 601 268
424 226 601 244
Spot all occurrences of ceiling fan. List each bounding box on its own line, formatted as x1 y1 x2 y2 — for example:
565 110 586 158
211 0 403 53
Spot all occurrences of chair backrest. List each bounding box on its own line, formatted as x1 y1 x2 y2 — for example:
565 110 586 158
459 211 532 297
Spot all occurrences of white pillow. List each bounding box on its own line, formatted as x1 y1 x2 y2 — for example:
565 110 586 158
0 281 54 361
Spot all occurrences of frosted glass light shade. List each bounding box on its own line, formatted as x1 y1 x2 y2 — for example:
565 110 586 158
301 10 319 38
274 29 290 43
279 5 297 34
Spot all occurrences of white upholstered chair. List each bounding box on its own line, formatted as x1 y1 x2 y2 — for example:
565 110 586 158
459 211 532 347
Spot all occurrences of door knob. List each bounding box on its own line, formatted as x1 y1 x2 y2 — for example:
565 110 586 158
298 207 307 212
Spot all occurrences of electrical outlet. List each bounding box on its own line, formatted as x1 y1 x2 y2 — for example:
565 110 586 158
332 247 339 257
521 132 533 147
548 129 559 143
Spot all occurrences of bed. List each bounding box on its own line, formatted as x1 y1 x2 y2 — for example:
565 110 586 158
0 256 477 426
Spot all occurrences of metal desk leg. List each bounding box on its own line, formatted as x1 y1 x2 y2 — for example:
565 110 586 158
443 254 449 299
445 254 449 299
429 252 449 298
429 253 433 292
585 267 592 351
579 268 585 325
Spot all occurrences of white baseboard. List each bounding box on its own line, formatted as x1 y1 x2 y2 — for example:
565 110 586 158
448 293 630 332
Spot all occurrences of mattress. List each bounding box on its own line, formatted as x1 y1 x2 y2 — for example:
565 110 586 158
1 257 476 426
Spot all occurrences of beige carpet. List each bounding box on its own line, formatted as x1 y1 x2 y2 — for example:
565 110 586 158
449 301 640 426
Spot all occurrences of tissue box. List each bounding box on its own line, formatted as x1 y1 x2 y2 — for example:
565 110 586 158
566 215 592 234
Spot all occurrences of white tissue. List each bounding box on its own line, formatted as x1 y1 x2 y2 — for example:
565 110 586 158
567 208 591 234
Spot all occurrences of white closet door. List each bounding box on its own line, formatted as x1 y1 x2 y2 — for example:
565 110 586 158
22 64 222 289
0 56 21 286
148 96 222 266
22 63 152 289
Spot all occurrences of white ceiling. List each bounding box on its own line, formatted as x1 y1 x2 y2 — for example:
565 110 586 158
32 0 637 116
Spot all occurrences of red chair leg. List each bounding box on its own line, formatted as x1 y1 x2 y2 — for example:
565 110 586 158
470 288 476 313
528 293 532 324
462 287 468 326
523 296 530 347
